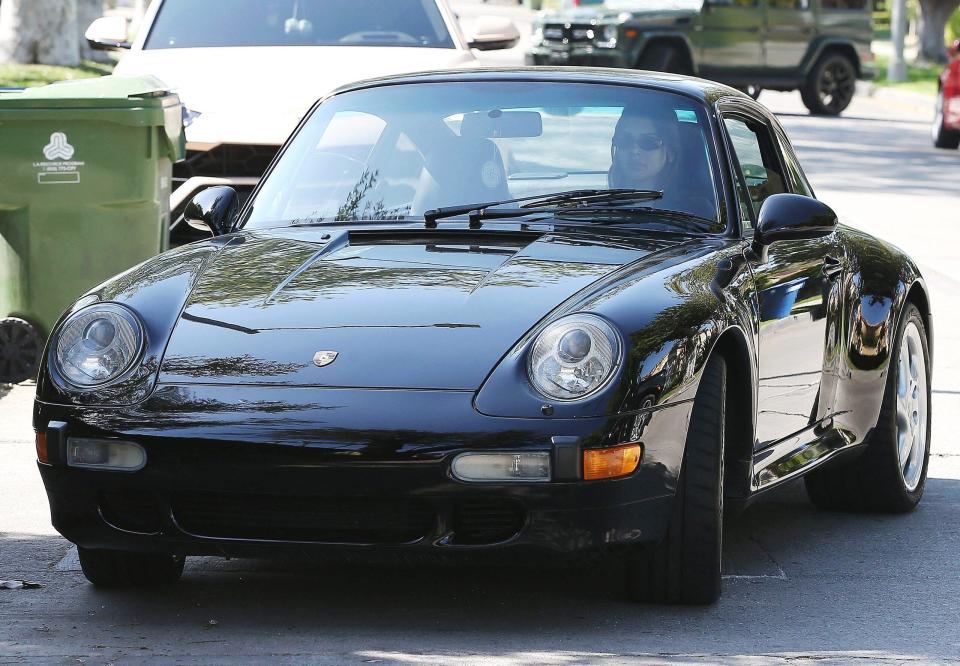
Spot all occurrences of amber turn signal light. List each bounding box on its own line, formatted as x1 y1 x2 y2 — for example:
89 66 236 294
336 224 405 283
35 432 49 463
583 443 642 480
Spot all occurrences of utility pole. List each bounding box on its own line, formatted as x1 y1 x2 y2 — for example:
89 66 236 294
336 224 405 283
888 0 908 81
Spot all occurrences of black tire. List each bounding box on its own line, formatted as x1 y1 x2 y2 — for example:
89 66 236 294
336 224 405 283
626 354 725 605
932 89 960 149
0 317 43 384
801 53 857 116
78 547 185 589
637 43 690 75
805 303 931 513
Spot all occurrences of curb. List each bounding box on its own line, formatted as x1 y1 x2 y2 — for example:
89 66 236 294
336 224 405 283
858 81 934 116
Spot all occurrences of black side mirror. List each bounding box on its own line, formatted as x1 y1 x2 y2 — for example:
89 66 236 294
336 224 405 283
753 193 837 256
185 186 239 237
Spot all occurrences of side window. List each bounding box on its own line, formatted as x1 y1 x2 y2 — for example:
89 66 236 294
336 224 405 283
775 131 814 197
723 116 787 226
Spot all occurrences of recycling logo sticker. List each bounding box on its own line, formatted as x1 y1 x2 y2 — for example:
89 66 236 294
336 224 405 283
34 132 85 184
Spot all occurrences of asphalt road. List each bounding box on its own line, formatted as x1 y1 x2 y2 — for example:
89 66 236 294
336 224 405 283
2 2 960 663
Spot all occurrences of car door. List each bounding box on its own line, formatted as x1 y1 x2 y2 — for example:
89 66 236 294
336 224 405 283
764 0 816 69
698 0 765 79
722 108 844 449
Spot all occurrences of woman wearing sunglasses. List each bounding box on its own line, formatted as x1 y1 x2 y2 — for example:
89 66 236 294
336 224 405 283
608 105 680 191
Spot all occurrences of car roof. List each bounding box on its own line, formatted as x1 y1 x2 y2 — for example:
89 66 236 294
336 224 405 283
328 66 750 107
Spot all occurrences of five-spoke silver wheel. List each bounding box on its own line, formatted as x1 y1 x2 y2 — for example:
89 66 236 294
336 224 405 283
896 321 928 492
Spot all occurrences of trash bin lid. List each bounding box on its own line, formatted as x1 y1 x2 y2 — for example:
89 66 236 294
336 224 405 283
0 75 176 110
0 75 185 161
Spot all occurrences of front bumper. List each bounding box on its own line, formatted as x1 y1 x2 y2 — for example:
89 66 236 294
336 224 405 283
526 45 630 69
35 385 690 558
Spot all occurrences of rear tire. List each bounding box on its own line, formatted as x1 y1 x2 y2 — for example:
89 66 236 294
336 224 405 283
805 304 931 513
801 53 857 116
932 89 960 149
637 43 690 75
78 547 185 589
626 354 725 605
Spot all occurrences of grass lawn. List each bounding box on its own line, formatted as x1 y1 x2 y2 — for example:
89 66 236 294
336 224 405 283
873 53 941 96
0 60 114 89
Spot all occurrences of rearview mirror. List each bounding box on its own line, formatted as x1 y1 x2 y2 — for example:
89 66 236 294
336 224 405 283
467 16 521 51
185 186 239 237
85 16 132 50
754 193 837 252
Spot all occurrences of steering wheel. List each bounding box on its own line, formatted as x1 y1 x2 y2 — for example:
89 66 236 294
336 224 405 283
338 31 420 45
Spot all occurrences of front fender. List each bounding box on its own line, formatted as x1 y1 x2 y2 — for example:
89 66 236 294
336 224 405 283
34 237 232 409
474 239 753 423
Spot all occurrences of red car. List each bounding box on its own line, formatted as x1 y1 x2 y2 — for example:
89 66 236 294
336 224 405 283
933 40 960 148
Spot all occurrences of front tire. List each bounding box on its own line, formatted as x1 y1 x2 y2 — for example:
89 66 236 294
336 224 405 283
805 303 931 512
801 53 857 116
626 354 725 605
637 43 690 75
78 547 185 589
932 89 960 149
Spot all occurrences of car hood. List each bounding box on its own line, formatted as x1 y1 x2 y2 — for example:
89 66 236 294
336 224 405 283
157 226 681 389
543 2 699 24
114 46 477 146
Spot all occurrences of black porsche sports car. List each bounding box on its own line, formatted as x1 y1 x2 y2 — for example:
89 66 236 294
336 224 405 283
34 69 932 605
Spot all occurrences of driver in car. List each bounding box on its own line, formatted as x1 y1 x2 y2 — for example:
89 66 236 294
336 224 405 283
608 106 715 220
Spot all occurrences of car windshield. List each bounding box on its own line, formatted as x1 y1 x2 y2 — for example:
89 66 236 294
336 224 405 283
243 81 722 232
144 0 455 49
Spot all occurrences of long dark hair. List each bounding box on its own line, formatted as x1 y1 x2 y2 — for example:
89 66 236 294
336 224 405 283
608 105 681 190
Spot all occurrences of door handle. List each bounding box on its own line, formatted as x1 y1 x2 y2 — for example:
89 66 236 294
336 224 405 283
822 255 844 278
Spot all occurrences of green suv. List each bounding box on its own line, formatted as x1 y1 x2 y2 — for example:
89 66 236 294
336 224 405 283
526 0 874 115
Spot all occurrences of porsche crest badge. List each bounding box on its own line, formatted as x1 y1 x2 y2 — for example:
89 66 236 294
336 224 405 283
313 351 339 367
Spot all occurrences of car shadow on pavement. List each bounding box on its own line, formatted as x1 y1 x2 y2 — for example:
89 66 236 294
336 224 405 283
3 477 959 660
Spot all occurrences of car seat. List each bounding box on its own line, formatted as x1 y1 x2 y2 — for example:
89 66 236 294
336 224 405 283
412 137 510 215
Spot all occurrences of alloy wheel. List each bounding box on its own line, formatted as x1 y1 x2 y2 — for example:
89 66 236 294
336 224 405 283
895 321 928 492
818 60 856 114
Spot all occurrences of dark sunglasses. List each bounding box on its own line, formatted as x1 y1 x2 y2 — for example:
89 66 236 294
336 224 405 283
617 133 665 152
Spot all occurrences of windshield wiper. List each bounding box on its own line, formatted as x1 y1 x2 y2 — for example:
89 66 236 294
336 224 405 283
456 205 717 233
423 188 663 228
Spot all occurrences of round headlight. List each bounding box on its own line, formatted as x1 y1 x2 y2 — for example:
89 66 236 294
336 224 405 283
528 314 621 402
602 25 618 42
54 304 145 388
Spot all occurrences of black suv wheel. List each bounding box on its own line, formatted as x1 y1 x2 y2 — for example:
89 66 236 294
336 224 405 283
637 43 691 75
801 53 857 116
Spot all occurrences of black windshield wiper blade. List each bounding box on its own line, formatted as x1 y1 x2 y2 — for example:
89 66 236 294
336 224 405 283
423 189 662 228
449 205 717 233
556 205 718 232
522 189 663 209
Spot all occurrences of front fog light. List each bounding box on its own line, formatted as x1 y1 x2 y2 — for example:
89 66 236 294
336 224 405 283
452 452 551 482
67 438 146 472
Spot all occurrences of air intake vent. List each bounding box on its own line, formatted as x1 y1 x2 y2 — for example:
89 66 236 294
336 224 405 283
172 493 435 544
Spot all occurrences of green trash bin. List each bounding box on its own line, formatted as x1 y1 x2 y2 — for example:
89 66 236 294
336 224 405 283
0 75 184 383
